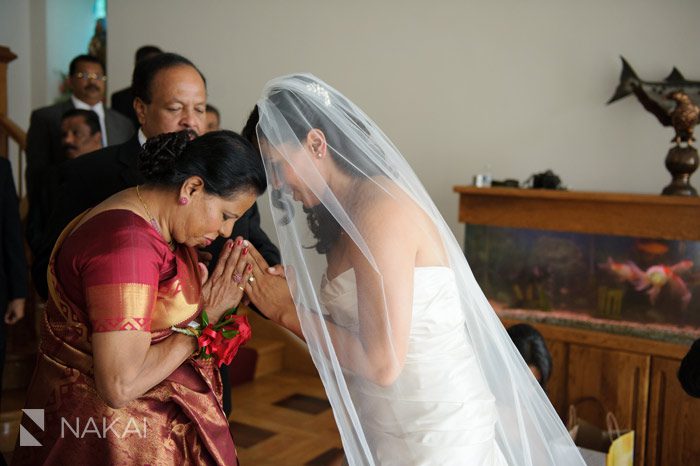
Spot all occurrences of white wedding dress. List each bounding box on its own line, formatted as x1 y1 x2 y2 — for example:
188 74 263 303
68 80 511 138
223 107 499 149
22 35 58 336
258 73 584 466
321 266 509 465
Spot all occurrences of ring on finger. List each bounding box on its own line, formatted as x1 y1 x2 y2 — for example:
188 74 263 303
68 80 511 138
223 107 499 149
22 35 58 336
238 285 245 291
233 273 243 283
248 276 255 284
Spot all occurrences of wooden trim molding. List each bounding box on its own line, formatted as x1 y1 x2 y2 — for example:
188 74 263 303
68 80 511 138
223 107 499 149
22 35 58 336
501 317 689 359
454 186 700 240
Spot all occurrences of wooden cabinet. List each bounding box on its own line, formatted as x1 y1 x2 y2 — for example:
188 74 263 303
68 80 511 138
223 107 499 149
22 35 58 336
646 357 700 465
503 318 697 466
566 344 650 465
547 339 568 419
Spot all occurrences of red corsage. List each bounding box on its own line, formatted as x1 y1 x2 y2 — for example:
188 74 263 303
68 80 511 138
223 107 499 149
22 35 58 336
173 308 252 367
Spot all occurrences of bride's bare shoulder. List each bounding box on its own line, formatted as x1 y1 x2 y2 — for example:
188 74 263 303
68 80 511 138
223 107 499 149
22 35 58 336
355 178 421 232
367 177 422 211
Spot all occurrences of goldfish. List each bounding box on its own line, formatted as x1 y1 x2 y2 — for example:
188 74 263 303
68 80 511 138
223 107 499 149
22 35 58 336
635 240 670 256
600 258 693 310
599 257 644 283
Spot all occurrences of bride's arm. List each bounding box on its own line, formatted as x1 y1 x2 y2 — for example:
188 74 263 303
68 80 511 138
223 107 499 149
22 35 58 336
336 201 416 385
245 201 416 386
241 247 304 338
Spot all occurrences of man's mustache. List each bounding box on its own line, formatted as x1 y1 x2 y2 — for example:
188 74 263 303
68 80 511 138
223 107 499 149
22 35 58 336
63 144 78 153
85 84 100 92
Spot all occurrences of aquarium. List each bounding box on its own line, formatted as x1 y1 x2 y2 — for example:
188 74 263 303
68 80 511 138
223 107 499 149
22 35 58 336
466 225 700 339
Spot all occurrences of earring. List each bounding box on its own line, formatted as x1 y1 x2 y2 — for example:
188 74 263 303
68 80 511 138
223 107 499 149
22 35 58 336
316 152 323 158
178 197 189 205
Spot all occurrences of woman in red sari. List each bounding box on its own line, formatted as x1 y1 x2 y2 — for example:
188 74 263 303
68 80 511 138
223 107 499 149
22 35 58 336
13 130 266 465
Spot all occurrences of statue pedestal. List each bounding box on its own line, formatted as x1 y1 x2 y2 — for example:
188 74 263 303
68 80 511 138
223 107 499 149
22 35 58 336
662 145 699 196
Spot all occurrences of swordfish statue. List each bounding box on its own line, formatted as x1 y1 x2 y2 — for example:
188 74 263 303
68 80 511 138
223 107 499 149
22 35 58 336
608 56 700 146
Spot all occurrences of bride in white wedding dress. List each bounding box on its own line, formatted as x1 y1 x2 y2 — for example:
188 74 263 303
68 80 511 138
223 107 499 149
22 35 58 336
321 265 506 465
241 74 584 466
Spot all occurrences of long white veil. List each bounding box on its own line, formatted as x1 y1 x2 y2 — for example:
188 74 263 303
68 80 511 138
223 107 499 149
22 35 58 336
256 73 584 465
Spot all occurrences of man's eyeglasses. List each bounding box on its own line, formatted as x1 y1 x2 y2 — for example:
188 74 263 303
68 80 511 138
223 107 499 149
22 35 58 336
73 72 107 82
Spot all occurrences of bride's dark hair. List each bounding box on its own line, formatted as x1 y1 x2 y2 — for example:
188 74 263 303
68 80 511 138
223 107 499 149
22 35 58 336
265 79 383 254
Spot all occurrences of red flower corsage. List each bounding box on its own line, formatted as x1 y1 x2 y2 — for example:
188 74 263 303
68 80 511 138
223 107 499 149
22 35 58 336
173 307 252 368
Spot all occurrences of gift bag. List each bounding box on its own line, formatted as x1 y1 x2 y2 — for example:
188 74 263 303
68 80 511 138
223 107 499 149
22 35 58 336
568 404 634 466
605 413 634 466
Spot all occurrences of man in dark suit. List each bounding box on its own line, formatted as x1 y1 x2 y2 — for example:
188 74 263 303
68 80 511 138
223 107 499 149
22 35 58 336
110 45 162 127
0 158 28 417
25 55 134 197
33 51 280 299
26 109 103 255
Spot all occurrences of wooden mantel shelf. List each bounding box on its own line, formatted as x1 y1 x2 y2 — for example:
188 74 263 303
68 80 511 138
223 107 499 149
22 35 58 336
453 186 700 241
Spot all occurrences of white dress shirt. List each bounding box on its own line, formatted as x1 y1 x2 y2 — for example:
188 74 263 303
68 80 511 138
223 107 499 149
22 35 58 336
138 128 147 147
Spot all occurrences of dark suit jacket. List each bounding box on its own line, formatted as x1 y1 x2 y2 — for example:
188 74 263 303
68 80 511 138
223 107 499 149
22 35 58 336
25 99 135 257
25 98 134 196
111 87 139 128
0 159 28 309
31 135 281 299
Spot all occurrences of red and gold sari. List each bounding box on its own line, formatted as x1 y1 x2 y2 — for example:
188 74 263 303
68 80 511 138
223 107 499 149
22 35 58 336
13 210 237 466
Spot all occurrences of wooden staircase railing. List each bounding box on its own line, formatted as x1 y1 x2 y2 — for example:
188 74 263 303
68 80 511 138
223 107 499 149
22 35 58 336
0 114 25 151
0 45 27 198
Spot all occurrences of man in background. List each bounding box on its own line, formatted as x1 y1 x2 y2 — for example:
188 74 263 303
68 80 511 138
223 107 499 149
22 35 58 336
205 103 221 133
60 108 103 159
26 55 133 196
26 108 104 256
111 45 162 126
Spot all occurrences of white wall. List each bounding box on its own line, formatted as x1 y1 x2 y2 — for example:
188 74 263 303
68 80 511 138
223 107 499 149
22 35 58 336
107 0 700 244
1 0 95 112
44 0 96 104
